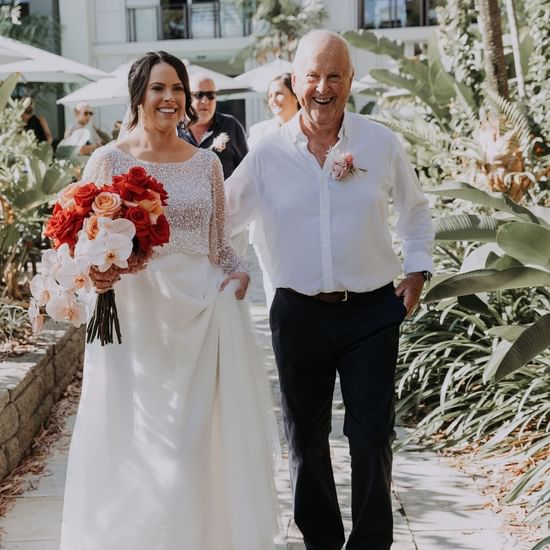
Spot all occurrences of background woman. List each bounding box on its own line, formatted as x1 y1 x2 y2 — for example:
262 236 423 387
247 73 300 307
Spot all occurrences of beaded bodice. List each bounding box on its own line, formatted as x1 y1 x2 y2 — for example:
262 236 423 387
81 143 244 274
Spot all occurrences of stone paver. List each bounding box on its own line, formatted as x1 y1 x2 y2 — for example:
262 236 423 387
0 248 515 549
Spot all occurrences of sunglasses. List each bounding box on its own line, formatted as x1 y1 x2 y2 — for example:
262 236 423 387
84 111 94 116
191 91 216 101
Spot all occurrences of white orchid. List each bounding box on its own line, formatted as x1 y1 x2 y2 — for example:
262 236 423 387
45 292 87 327
86 231 133 272
56 257 93 293
40 244 71 277
29 274 61 307
97 217 136 239
28 298 44 334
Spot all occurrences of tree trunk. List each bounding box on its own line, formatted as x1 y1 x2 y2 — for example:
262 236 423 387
476 0 509 98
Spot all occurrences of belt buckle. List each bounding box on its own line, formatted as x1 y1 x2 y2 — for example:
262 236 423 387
341 290 348 302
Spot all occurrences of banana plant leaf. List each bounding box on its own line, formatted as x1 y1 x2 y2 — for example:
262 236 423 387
369 69 446 120
531 536 550 550
0 223 20 253
427 35 456 108
342 30 404 59
485 252 523 270
496 222 550 270
494 314 550 381
435 214 501 241
428 182 543 225
487 325 527 341
0 73 18 111
457 294 491 315
424 267 550 302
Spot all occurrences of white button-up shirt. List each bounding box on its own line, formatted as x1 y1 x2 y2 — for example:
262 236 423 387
226 111 434 295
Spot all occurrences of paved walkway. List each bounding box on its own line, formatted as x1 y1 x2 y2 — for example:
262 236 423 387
0 250 518 549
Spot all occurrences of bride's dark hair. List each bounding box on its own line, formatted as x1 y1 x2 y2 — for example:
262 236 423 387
127 51 197 130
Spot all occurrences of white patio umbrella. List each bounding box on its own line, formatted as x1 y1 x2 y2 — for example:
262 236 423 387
58 59 247 107
0 42 29 65
0 36 108 83
234 58 372 94
234 59 292 93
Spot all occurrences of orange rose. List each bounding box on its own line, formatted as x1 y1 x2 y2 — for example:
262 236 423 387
83 215 100 240
92 192 122 218
58 182 81 208
137 191 163 224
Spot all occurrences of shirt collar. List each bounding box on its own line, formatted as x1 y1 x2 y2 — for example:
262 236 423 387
288 110 351 144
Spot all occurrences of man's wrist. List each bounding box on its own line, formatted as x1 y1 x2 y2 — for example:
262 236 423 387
407 271 432 282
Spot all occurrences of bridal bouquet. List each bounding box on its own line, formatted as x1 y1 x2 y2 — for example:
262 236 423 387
28 166 170 346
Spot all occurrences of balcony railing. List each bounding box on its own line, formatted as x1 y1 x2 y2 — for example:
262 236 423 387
361 0 444 29
127 3 253 42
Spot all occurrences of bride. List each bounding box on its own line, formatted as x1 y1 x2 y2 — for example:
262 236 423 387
59 51 277 550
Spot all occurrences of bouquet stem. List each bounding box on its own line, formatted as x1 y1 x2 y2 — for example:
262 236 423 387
86 289 122 346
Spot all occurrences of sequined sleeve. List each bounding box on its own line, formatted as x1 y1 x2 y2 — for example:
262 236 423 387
209 156 246 274
81 147 113 185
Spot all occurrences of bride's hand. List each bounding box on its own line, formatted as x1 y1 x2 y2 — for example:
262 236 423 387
220 271 250 300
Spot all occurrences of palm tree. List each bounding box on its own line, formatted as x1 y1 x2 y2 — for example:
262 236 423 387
234 0 327 63
476 0 509 98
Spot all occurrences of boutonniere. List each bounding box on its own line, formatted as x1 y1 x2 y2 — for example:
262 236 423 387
209 132 230 152
329 149 368 181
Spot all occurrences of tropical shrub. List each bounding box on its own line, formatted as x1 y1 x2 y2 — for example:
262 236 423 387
395 186 550 522
343 10 550 203
0 74 75 300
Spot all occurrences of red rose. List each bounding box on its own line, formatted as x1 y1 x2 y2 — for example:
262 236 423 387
112 175 136 202
126 166 149 196
125 206 151 236
136 233 151 252
146 177 169 205
149 214 170 246
74 183 100 209
44 208 84 249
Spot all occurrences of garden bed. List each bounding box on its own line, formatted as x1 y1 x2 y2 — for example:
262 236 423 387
0 320 84 482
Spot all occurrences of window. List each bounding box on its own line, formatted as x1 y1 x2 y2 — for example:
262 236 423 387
127 0 253 42
127 7 158 42
161 2 188 39
361 0 442 29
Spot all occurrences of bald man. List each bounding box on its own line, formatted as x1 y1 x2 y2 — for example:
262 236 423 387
178 73 248 179
226 30 434 550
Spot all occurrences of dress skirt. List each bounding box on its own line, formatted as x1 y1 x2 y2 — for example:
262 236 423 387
59 252 276 550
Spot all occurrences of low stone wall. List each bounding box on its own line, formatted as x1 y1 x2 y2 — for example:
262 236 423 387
0 322 85 481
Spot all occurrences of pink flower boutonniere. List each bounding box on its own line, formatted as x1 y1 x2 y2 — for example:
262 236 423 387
330 151 368 181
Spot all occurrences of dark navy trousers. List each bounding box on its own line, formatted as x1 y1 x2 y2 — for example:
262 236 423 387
270 284 406 550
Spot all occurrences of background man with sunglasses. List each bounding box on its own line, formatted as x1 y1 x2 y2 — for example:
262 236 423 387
63 102 102 156
178 73 248 180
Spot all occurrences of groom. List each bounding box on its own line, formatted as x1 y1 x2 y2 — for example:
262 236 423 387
226 30 434 550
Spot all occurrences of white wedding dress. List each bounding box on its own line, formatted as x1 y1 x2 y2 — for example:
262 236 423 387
59 144 277 550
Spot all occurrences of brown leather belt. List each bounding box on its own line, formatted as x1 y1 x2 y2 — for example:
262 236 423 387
285 288 358 303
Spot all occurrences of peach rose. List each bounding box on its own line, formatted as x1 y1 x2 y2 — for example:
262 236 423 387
137 192 164 224
92 192 122 218
83 215 100 240
58 182 82 208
